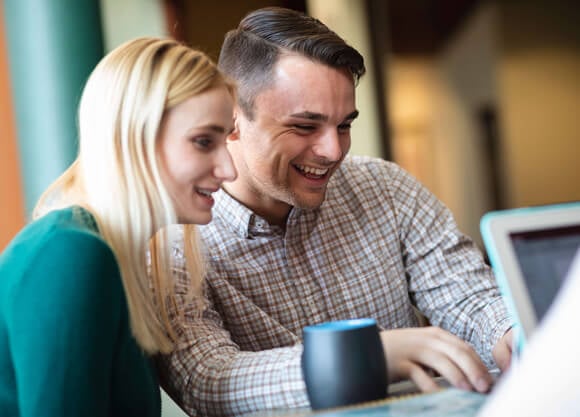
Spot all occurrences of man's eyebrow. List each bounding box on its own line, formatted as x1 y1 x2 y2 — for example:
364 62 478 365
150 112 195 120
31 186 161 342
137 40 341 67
289 110 360 122
289 111 328 122
344 110 359 121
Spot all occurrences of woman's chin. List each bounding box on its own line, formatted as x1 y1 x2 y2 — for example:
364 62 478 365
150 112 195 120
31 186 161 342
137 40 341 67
178 211 212 225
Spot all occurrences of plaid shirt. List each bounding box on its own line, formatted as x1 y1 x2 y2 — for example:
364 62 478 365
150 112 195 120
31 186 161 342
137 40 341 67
158 155 512 417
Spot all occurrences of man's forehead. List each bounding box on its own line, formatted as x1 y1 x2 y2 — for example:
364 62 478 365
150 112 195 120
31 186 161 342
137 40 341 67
246 54 356 120
274 53 353 81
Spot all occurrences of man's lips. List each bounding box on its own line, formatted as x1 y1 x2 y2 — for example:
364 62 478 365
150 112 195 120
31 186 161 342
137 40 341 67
294 164 330 179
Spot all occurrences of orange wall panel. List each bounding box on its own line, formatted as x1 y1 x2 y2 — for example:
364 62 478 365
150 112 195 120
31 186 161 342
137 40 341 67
0 5 26 251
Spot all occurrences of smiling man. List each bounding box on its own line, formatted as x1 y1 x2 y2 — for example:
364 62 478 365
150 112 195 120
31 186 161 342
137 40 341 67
157 7 514 417
225 53 357 225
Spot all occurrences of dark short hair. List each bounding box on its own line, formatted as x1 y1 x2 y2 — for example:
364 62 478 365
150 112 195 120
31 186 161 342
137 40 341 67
218 7 366 119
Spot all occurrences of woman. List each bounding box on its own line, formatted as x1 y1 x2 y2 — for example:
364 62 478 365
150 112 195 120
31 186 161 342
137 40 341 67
0 37 236 416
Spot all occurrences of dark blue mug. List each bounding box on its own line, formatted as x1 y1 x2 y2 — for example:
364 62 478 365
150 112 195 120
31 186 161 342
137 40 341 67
301 318 388 410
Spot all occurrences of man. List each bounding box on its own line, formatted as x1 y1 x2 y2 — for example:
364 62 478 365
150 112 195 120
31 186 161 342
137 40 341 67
158 7 513 417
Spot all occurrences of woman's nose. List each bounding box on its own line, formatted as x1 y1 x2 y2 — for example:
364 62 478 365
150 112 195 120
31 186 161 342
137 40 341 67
214 147 237 182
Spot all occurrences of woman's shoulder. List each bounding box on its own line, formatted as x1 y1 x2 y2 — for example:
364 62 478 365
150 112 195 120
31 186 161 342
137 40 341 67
0 206 118 290
40 205 100 234
16 205 99 242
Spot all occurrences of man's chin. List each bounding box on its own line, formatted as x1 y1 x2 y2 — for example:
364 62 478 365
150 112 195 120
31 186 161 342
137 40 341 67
293 193 327 210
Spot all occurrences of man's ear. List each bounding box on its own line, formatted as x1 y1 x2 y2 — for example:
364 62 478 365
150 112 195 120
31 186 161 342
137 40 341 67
228 109 241 142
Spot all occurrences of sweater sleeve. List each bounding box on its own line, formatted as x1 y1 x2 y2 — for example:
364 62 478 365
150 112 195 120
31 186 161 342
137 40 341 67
5 229 124 417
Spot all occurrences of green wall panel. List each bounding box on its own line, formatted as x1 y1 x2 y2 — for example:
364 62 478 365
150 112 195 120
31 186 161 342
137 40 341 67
4 0 104 215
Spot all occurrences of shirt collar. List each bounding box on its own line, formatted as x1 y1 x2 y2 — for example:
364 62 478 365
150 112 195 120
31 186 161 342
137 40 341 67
213 188 286 238
212 188 319 239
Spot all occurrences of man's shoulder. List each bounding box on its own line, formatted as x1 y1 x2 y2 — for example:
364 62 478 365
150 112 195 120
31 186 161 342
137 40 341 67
332 155 411 190
338 155 403 177
327 156 430 215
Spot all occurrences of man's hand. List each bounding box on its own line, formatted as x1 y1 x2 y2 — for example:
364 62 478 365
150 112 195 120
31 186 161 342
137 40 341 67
492 328 514 372
380 327 493 393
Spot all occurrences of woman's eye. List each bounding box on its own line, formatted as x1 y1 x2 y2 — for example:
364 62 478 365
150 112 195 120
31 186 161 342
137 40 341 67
192 137 212 149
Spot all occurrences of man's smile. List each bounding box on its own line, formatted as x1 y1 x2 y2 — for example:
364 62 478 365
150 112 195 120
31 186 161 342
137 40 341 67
294 164 330 179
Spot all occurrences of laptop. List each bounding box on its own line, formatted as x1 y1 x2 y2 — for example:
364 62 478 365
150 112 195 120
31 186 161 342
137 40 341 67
388 202 580 397
480 202 580 352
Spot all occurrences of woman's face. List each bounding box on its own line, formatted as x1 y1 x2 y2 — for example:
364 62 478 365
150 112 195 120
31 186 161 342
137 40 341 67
157 85 237 224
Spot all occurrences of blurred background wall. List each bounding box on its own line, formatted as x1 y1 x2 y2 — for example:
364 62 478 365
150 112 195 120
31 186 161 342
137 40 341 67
0 3 24 251
1 0 579 252
385 0 580 245
496 1 580 209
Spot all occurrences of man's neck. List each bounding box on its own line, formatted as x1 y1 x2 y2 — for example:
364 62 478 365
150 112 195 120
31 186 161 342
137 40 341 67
220 184 291 228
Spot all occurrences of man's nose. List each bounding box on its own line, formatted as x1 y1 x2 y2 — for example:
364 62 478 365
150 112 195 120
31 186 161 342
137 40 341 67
313 129 344 161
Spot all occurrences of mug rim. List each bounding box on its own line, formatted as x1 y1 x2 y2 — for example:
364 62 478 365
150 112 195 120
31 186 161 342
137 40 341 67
303 318 377 332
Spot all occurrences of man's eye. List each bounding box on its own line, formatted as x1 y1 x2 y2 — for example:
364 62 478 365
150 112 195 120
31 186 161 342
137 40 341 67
294 124 316 131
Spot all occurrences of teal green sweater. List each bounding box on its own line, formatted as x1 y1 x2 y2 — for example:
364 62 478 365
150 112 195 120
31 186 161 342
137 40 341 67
0 207 160 416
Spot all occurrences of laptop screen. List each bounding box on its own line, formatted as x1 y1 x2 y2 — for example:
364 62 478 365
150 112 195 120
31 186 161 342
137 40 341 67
510 225 580 323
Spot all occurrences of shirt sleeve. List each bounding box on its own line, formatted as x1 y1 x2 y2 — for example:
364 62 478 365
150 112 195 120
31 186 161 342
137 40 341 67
6 229 124 417
384 163 513 366
157 258 308 417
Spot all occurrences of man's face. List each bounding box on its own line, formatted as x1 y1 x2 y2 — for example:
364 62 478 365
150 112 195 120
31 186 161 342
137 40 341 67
225 54 358 226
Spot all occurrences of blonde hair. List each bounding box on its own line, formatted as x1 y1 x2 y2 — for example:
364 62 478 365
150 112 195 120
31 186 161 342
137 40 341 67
34 37 235 354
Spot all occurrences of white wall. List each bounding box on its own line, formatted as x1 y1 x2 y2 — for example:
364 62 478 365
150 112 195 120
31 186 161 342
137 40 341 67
100 0 167 51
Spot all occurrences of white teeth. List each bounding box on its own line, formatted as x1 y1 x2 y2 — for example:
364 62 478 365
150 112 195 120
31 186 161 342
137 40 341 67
296 164 329 176
197 189 212 197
